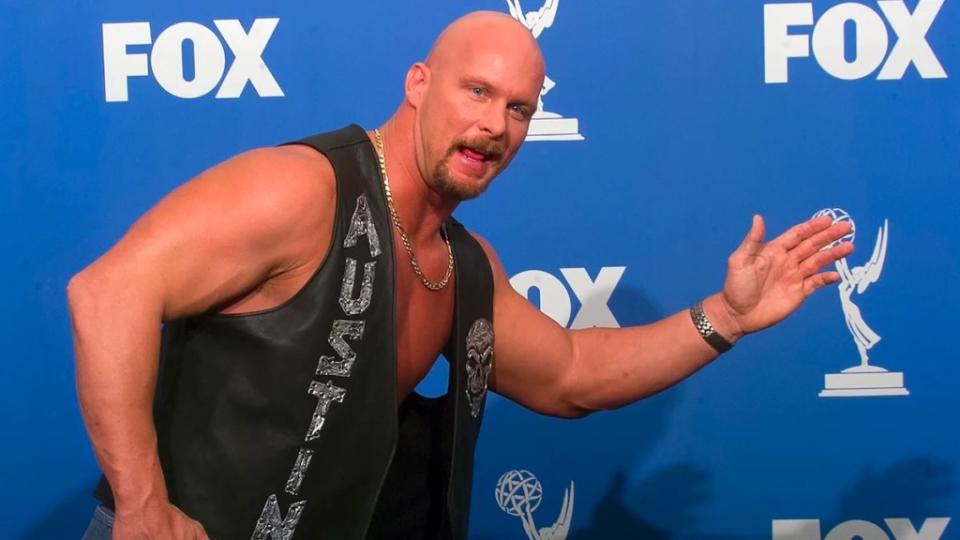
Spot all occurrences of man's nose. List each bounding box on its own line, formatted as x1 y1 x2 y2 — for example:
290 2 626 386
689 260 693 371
477 103 507 139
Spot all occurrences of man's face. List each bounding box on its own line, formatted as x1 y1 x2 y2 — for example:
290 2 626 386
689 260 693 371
412 40 544 201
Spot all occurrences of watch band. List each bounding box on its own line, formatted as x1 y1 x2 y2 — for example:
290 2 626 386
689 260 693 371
690 301 733 354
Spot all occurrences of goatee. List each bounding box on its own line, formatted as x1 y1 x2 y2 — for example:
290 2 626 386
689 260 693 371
430 138 505 201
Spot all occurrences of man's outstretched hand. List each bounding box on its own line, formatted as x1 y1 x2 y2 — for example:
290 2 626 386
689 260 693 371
720 214 854 336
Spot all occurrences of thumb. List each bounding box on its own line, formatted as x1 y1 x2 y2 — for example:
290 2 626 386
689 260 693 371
735 214 765 257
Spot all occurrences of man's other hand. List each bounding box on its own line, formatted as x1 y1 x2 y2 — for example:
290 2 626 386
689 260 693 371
113 500 209 540
720 214 855 335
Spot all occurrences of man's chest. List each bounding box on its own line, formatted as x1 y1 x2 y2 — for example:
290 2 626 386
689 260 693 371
394 270 456 399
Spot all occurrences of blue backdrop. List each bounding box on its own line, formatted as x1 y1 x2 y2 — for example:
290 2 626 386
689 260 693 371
2 1 957 538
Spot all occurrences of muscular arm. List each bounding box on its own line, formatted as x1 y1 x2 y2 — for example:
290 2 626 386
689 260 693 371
67 146 334 531
480 241 732 418
480 215 853 418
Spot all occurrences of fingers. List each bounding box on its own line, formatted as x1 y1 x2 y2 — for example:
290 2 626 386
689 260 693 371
792 220 854 265
804 271 841 296
799 240 854 277
772 215 834 251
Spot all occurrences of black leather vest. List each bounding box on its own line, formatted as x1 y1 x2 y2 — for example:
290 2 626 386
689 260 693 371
95 125 494 539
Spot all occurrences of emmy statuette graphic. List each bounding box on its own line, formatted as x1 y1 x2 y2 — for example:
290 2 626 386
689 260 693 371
496 470 575 540
815 208 908 397
505 0 584 141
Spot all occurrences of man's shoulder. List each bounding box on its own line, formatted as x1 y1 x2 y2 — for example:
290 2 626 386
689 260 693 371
205 144 335 207
467 231 494 256
228 144 334 184
286 125 371 152
170 144 338 243
465 231 511 285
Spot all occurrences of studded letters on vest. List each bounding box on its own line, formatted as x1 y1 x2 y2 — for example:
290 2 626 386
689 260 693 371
250 193 384 539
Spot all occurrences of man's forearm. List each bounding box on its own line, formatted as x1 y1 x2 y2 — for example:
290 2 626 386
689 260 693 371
68 271 169 512
565 293 742 413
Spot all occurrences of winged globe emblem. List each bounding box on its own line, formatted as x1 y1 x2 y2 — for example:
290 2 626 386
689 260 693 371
496 470 575 540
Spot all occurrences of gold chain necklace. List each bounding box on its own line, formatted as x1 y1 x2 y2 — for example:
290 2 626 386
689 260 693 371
373 128 454 291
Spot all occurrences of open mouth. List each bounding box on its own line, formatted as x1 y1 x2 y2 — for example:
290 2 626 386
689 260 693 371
460 147 488 162
456 143 502 164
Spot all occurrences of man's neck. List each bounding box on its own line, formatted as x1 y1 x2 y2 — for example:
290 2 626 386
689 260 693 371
371 119 458 244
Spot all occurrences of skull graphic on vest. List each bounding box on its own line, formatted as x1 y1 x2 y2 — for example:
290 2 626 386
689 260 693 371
465 318 494 418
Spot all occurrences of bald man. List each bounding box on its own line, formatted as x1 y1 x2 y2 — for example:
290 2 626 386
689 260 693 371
69 11 852 540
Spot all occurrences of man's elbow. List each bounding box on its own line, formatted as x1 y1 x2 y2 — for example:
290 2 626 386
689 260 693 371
67 269 105 342
506 385 595 419
548 367 630 419
549 402 594 419
67 268 116 335
546 382 597 419
67 270 94 316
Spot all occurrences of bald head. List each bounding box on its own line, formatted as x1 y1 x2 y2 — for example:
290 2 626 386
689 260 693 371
391 11 547 202
426 11 545 78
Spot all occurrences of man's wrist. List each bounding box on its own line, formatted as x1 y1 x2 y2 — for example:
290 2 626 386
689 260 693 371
106 455 169 516
700 294 745 346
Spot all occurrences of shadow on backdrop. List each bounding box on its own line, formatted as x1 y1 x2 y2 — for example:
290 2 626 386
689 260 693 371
628 463 711 535
570 467 763 540
570 471 670 540
833 457 955 525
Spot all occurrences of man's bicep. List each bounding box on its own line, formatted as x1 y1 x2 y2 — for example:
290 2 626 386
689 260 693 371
80 147 333 320
489 285 580 412
474 235 579 416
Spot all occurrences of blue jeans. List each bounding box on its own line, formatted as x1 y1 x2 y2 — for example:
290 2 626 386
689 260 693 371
81 505 113 540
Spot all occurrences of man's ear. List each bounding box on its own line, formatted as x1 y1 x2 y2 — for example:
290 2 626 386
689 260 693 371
405 62 430 108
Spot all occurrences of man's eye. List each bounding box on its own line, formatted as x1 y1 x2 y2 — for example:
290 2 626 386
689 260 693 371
471 87 487 97
510 105 530 119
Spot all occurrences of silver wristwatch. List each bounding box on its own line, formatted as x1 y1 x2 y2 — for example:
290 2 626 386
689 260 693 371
690 300 733 353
